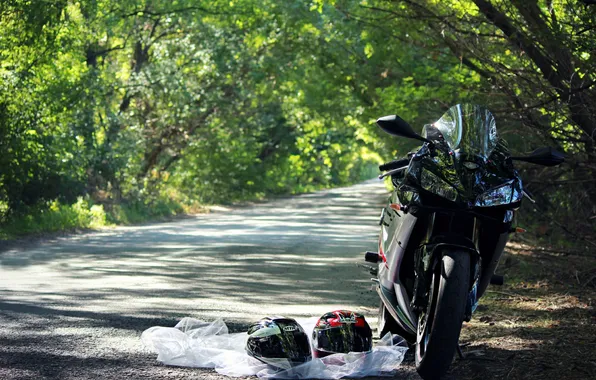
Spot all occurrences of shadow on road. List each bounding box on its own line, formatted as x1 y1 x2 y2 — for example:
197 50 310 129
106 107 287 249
3 181 594 379
1 181 389 319
0 181 409 379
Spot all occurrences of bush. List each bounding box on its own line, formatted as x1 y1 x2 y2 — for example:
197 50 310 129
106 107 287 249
0 197 108 239
106 197 184 225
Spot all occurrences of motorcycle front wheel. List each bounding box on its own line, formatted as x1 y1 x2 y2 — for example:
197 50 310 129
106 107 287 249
415 250 470 380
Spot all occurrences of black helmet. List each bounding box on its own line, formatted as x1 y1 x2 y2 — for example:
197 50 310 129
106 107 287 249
312 310 372 358
246 316 312 369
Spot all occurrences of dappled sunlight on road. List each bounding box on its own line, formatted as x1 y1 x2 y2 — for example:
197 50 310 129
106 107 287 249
0 180 388 322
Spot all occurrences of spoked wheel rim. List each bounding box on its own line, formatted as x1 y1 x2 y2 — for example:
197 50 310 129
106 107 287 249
416 264 440 363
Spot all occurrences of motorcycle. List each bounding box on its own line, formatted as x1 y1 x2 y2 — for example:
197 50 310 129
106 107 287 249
363 104 564 379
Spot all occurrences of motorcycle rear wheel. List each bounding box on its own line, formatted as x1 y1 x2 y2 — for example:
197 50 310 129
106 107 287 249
415 250 470 380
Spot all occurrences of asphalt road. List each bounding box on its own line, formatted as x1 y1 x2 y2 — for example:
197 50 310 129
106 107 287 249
0 180 420 379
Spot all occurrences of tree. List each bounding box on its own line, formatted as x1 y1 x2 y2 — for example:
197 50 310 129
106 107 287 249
338 0 596 243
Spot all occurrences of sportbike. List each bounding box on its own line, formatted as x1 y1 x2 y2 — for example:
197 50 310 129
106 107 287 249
364 104 563 379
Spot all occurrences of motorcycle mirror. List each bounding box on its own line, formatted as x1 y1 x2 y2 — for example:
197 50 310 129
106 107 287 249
376 115 432 144
511 147 565 166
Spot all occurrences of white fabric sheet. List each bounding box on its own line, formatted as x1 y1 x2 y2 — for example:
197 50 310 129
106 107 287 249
141 317 408 379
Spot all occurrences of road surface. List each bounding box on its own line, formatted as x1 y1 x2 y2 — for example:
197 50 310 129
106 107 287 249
0 180 420 379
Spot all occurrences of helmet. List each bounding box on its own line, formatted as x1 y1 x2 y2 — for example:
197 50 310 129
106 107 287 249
245 316 312 369
312 310 372 358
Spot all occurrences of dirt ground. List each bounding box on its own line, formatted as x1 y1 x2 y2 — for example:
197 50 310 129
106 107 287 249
451 242 596 380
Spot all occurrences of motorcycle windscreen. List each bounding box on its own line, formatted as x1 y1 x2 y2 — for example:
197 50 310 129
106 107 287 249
426 104 498 159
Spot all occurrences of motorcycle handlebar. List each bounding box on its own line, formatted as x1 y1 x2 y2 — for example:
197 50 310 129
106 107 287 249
379 158 410 172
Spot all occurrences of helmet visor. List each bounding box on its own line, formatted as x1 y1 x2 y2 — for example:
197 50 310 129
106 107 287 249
313 326 372 355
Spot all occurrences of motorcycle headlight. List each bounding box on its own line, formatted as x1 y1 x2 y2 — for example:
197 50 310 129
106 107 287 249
476 182 522 207
421 170 459 202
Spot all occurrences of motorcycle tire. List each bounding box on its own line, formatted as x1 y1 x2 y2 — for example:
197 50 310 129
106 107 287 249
415 250 470 380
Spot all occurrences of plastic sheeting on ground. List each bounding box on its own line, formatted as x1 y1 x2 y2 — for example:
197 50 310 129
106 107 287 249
141 317 409 379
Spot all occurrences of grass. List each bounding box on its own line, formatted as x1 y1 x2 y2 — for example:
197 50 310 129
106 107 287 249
0 194 208 241
0 198 108 240
106 198 184 225
451 242 596 379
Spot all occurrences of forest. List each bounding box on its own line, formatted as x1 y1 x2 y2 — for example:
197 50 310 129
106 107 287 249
1 0 595 247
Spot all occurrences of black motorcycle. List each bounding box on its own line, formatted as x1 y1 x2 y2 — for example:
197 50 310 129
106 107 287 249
364 104 564 379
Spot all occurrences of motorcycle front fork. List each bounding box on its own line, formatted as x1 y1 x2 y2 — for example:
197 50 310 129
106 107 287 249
464 283 478 322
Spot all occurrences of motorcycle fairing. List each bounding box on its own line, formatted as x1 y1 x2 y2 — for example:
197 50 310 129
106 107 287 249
399 148 522 209
400 113 522 209
378 208 419 335
377 284 417 335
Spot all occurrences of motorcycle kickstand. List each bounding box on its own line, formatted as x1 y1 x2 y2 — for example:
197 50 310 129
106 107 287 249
456 344 465 360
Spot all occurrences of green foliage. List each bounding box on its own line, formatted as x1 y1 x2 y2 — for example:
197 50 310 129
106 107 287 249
107 197 184 225
0 198 108 239
0 0 593 245
0 0 387 215
337 0 596 246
